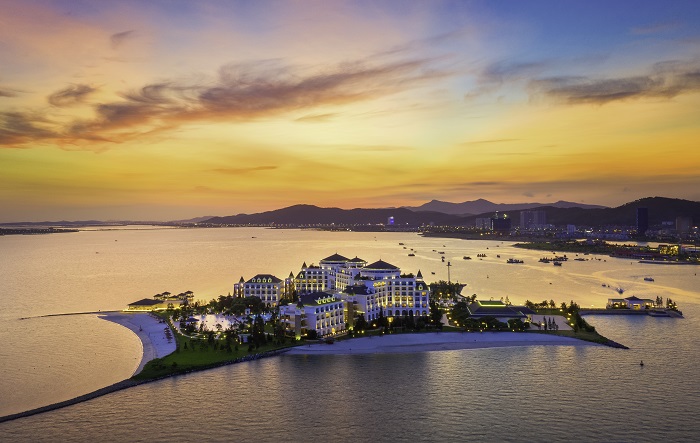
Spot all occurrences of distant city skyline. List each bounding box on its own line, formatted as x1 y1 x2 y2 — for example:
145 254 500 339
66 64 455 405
2 0 700 222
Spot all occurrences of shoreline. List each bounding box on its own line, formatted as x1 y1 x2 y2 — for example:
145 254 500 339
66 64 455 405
97 312 176 376
286 331 602 355
0 321 611 424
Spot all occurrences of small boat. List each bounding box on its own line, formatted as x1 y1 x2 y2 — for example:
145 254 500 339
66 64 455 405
431 272 436 275
644 277 654 282
408 253 415 257
507 258 524 264
553 262 562 266
441 256 445 262
399 243 404 245
463 256 472 260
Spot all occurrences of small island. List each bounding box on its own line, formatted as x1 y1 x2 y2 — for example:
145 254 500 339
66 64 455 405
1 252 636 423
121 253 624 381
513 240 699 265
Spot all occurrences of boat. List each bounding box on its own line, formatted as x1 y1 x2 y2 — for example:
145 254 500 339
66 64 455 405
431 272 435 275
463 256 472 260
441 256 445 262
399 243 404 245
644 277 654 282
553 261 562 266
507 258 524 264
438 251 445 254
408 253 415 257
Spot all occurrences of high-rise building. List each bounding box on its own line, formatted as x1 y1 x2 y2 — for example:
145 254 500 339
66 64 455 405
636 207 649 236
520 210 547 229
490 212 511 232
676 216 692 235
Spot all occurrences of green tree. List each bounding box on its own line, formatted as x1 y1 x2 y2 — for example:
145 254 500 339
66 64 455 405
429 280 465 300
507 318 527 331
450 301 471 326
354 314 368 332
429 301 443 328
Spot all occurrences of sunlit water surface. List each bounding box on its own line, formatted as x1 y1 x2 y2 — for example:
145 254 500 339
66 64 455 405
1 227 699 441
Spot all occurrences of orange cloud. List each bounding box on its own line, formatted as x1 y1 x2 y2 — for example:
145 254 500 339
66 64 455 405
1 56 449 149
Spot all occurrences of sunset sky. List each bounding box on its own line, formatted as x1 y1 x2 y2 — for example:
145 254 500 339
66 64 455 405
2 0 700 222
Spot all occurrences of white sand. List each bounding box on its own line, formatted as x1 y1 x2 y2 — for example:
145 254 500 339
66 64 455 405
286 332 598 355
98 313 176 375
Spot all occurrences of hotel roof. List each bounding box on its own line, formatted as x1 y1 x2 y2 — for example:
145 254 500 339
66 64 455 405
348 256 366 263
299 292 338 306
364 259 399 270
128 298 162 306
467 302 532 318
343 284 373 295
246 274 282 284
321 253 350 262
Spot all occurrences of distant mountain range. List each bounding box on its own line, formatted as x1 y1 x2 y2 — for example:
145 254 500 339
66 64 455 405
3 197 697 228
204 204 460 226
535 197 700 227
203 197 699 227
403 198 605 216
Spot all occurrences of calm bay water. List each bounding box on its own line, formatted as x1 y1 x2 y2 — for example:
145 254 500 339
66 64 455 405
1 227 699 441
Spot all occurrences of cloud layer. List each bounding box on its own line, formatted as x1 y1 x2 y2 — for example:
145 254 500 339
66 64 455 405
2 56 444 148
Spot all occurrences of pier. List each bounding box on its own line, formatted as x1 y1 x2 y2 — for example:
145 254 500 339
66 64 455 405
580 308 683 318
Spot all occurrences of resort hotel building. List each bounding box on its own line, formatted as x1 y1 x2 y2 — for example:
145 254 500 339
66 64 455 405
232 274 294 308
235 253 431 338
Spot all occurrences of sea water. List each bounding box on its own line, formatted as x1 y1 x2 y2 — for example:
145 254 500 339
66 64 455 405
1 227 699 441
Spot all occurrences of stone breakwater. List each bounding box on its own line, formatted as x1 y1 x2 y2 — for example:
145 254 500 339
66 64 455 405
0 349 290 424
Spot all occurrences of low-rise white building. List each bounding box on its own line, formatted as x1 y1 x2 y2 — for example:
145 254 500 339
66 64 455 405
126 298 183 311
280 292 345 339
233 274 293 307
607 296 655 310
295 262 329 295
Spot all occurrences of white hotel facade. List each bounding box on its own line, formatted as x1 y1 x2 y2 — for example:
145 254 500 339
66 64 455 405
235 253 431 338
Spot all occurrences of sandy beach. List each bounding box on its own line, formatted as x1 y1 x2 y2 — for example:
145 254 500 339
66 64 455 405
286 332 599 355
98 313 176 375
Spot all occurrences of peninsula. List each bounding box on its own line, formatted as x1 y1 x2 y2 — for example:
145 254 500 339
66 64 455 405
1 252 625 423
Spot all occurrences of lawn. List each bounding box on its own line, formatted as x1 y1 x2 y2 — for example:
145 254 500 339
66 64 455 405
133 314 301 380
